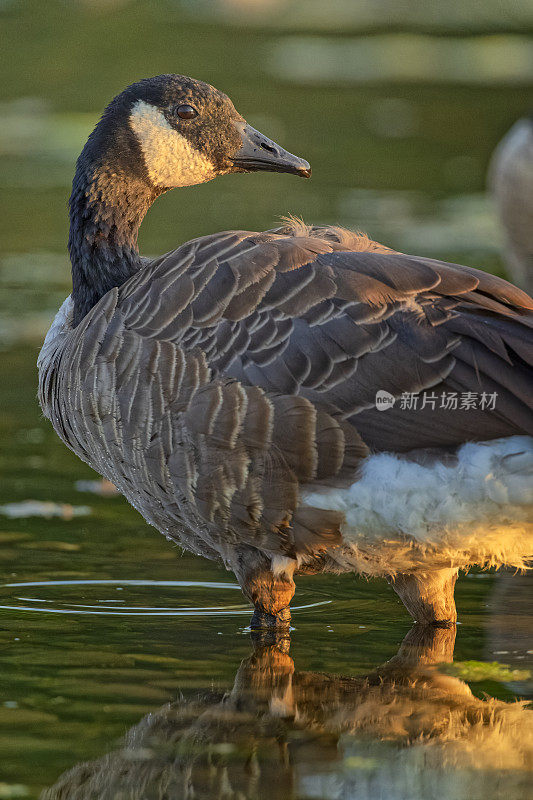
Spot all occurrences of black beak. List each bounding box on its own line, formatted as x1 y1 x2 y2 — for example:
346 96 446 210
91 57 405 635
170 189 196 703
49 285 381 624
231 122 311 178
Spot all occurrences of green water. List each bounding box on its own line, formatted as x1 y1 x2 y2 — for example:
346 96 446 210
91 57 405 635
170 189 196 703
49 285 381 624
1 2 532 797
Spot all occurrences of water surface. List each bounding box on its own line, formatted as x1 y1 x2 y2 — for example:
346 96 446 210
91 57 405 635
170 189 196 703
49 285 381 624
1 2 532 797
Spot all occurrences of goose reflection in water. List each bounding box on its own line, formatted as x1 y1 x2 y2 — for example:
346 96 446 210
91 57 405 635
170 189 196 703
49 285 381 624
42 625 531 800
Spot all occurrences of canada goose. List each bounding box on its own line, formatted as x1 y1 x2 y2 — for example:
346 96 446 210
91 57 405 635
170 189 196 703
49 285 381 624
42 629 533 800
38 75 533 629
489 116 533 296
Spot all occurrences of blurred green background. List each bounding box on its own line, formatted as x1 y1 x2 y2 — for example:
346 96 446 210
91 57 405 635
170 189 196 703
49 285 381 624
2 0 533 345
0 2 533 797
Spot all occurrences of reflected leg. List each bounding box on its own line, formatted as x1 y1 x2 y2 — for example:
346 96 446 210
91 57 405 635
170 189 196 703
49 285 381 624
387 622 457 668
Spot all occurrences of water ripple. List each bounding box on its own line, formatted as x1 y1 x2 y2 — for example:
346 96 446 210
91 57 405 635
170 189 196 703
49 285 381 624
0 579 331 617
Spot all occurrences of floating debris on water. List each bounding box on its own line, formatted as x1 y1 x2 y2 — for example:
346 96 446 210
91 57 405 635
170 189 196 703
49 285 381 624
0 784 30 799
19 540 80 551
75 479 119 496
441 660 531 683
0 501 91 520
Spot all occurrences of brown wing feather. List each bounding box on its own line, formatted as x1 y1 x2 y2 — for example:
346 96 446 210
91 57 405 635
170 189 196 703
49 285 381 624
45 225 533 561
119 227 533 543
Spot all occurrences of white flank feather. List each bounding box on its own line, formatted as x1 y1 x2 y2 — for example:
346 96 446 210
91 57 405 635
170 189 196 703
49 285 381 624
301 436 533 575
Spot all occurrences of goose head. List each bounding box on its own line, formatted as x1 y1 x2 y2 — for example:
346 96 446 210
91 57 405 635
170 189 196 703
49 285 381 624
88 74 311 191
68 74 311 326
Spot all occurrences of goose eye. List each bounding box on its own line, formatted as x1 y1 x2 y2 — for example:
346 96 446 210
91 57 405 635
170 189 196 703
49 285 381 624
176 104 198 120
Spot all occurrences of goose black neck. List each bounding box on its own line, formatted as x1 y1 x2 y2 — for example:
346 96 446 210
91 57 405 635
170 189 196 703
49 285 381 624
68 115 160 326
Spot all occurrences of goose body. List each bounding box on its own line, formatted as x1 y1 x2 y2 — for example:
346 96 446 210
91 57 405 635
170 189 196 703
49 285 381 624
38 76 533 626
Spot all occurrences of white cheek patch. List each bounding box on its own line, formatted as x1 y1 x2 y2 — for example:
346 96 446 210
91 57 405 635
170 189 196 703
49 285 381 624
129 99 216 188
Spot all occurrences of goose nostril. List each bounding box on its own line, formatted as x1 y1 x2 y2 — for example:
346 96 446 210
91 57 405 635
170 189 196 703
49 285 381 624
259 142 278 155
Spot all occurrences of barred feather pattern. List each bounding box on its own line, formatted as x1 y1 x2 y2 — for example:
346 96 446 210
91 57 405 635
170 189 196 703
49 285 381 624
38 223 533 574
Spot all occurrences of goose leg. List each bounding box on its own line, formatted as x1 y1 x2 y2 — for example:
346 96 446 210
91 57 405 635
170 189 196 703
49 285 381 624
232 553 295 631
247 570 294 631
388 568 458 625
